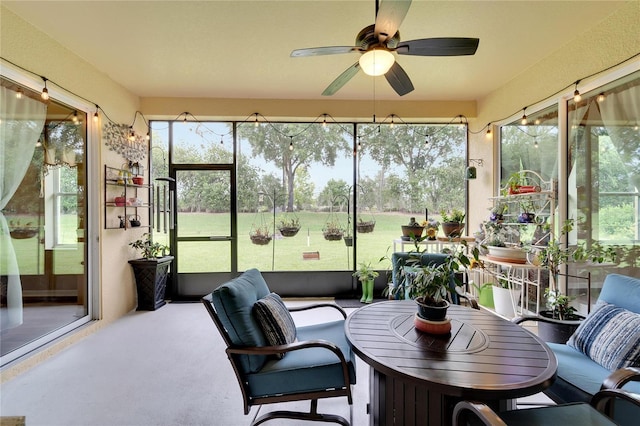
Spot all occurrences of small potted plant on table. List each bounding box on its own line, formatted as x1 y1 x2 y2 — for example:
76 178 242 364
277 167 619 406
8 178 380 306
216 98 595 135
128 233 173 311
387 242 479 334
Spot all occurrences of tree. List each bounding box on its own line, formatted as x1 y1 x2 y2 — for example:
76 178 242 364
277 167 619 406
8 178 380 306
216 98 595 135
318 179 349 211
359 123 466 214
238 123 351 212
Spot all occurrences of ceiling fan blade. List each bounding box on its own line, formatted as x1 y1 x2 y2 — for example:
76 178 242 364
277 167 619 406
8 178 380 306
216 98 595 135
322 62 361 96
396 38 480 56
385 62 414 96
291 46 359 57
374 0 412 43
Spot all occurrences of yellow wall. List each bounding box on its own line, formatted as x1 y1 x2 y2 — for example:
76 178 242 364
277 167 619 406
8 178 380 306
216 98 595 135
1 6 144 379
467 1 640 234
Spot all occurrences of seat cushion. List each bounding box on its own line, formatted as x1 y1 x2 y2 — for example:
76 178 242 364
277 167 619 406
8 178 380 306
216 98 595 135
500 402 616 426
245 319 356 398
211 268 271 373
253 293 297 358
567 301 640 370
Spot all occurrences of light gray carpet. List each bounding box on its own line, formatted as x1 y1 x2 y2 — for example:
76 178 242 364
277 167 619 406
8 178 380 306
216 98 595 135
0 302 369 426
1 301 553 425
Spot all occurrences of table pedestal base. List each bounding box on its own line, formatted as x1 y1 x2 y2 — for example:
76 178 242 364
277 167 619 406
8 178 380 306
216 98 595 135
369 369 514 426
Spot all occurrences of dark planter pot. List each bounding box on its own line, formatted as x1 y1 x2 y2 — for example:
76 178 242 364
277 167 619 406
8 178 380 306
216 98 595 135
537 310 585 343
415 298 449 322
128 255 174 311
343 236 353 246
401 225 424 241
442 222 465 237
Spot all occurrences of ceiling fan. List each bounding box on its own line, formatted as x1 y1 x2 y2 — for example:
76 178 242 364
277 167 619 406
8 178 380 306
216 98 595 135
290 0 479 97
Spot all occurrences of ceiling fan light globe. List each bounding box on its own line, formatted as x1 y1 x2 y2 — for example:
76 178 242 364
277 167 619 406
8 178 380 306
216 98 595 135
359 49 395 76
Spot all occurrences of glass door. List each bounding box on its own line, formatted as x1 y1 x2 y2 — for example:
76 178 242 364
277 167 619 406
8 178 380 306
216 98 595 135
171 166 236 297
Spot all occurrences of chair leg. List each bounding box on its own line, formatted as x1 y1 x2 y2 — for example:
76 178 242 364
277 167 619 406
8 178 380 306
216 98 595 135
251 399 350 426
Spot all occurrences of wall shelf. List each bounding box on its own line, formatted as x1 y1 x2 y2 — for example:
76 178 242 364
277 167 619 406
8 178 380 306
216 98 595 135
104 165 153 230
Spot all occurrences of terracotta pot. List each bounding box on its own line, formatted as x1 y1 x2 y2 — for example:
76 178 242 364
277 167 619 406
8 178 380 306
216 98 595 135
132 176 144 185
442 222 465 237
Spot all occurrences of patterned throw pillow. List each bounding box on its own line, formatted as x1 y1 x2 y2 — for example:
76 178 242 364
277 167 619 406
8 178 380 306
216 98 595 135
253 293 297 359
567 301 640 370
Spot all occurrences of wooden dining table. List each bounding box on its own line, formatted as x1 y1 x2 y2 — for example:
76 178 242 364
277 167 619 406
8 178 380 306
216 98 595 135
345 300 557 426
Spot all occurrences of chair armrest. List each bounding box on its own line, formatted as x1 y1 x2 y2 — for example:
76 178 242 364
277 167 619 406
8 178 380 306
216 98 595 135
601 367 640 390
591 388 640 418
288 303 347 319
452 401 507 426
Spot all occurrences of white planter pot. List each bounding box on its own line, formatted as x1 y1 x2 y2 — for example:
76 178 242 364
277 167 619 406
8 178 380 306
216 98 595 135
492 286 521 319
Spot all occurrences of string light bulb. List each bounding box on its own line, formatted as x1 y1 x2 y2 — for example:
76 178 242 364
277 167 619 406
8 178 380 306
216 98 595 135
390 114 395 128
41 78 49 100
357 139 362 151
425 135 430 145
93 105 99 122
597 93 606 102
322 114 327 127
128 127 135 141
521 108 528 125
16 88 23 99
72 111 79 124
573 81 581 102
254 113 260 127
485 123 492 140
183 113 188 124
534 137 539 149
220 136 224 145
146 132 150 141
289 137 294 151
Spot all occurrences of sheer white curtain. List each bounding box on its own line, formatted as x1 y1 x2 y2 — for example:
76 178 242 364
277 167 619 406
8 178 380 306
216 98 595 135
0 85 47 328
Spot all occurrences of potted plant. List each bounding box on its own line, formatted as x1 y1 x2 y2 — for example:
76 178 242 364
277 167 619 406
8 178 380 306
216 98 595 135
387 241 479 324
353 262 379 303
250 224 272 245
400 217 424 241
440 209 465 237
356 216 376 233
128 233 173 311
322 220 344 241
278 216 300 237
422 218 440 240
531 219 617 341
517 199 536 223
489 202 508 222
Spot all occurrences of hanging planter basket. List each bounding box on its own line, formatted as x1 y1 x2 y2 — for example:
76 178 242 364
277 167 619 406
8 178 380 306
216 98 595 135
323 228 344 241
356 219 376 233
277 213 301 237
250 230 272 245
343 235 353 246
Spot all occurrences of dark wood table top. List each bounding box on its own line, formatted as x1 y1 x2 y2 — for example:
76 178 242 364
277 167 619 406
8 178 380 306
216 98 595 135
345 300 557 401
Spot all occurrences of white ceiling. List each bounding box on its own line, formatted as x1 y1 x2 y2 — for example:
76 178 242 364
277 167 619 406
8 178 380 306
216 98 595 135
3 1 631 101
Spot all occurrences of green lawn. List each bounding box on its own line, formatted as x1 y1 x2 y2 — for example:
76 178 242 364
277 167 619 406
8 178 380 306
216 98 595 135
159 211 423 272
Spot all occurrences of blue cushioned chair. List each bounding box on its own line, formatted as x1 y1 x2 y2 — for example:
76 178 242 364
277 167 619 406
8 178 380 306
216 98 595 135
513 273 640 425
201 268 356 426
390 252 478 308
453 376 640 426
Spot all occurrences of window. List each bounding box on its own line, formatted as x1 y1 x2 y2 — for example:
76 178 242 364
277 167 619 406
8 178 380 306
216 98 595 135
1 76 89 365
567 71 640 302
152 119 469 274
